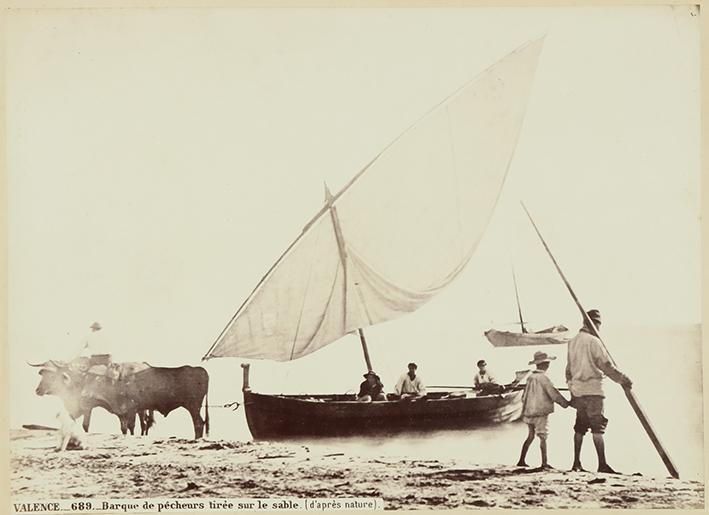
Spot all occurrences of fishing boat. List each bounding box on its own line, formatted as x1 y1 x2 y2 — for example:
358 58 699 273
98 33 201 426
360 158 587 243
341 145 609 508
202 39 544 439
484 268 569 348
239 365 526 439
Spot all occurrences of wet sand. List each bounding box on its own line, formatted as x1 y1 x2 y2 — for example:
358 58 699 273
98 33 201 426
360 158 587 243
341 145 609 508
9 429 704 510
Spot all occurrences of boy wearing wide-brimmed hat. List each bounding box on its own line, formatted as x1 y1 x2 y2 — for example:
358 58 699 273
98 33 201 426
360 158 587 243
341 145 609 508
517 351 570 469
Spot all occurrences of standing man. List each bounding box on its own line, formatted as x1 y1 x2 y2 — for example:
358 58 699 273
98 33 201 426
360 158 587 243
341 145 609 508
395 362 426 398
566 309 632 473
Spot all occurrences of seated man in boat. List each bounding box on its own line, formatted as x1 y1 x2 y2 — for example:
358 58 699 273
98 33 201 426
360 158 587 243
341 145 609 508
394 362 426 399
474 359 504 395
357 371 385 402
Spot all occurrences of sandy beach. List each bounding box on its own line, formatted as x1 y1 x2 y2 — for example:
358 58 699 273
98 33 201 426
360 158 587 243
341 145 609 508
9 429 703 510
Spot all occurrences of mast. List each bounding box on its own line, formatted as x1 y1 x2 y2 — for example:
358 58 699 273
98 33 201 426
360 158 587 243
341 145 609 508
357 328 373 372
325 183 374 372
512 266 528 333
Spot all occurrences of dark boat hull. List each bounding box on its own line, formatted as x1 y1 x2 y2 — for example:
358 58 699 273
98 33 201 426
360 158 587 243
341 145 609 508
242 389 523 440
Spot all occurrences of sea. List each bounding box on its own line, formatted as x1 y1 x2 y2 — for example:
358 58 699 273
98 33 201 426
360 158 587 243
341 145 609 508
15 325 704 482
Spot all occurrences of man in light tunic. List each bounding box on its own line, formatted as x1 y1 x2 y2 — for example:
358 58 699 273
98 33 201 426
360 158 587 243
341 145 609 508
474 359 505 395
566 309 632 474
395 362 426 398
474 359 496 389
78 321 104 358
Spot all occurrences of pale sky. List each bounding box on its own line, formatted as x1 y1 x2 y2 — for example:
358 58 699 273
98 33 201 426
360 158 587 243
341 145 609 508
7 7 700 431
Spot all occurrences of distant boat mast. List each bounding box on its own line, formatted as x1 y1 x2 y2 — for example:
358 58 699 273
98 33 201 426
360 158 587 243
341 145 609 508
512 267 528 334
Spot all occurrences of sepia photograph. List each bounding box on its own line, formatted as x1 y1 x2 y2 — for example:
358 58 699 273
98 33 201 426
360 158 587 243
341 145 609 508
6 4 703 512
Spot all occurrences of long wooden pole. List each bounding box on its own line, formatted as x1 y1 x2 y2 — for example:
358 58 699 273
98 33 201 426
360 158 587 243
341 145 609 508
521 202 679 479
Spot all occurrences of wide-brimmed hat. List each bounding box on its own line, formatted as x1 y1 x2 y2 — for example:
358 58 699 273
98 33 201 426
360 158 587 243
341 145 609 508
90 322 102 332
363 371 380 379
585 309 601 325
529 351 556 365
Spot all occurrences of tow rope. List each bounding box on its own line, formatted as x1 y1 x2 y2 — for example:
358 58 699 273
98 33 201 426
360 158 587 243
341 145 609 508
205 401 240 411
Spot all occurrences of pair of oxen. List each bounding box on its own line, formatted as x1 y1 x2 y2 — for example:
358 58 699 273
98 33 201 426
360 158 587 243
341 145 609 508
30 358 210 439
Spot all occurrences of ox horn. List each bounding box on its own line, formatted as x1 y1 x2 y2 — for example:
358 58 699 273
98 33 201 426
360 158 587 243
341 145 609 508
27 361 50 367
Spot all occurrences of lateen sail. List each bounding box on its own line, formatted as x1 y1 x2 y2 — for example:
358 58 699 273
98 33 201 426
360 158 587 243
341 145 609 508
204 38 544 361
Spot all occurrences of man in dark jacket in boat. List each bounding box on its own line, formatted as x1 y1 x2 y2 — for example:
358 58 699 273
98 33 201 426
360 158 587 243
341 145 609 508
357 371 385 402
566 309 632 474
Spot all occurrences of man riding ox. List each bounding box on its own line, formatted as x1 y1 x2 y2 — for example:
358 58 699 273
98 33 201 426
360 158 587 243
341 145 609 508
81 365 210 440
30 358 151 436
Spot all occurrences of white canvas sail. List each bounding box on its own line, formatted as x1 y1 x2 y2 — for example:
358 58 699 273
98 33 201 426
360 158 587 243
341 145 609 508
204 38 544 361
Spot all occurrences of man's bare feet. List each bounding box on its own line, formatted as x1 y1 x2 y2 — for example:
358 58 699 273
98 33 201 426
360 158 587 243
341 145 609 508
570 463 586 472
516 461 529 467
540 464 555 471
597 464 620 474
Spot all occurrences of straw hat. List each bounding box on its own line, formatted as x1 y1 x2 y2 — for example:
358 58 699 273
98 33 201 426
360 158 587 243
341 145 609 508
528 351 556 365
586 309 601 325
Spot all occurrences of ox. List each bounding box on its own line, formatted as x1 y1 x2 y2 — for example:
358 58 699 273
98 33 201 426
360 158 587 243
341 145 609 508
82 365 210 439
31 360 150 435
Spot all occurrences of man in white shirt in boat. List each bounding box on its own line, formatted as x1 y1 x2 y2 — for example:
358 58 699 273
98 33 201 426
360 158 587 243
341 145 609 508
474 359 502 393
394 362 426 399
566 309 632 474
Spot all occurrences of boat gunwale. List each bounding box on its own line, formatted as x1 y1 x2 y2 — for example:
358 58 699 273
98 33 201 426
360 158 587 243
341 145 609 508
245 388 524 404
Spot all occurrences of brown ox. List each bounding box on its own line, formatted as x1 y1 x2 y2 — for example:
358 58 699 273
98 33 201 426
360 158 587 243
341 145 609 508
82 365 210 439
31 360 151 435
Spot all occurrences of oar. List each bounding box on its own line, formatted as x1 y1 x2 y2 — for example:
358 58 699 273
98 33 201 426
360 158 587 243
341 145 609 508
428 385 474 389
521 202 680 479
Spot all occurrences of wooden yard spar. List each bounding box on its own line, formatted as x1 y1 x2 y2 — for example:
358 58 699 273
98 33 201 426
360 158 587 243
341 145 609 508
521 202 680 480
325 183 374 372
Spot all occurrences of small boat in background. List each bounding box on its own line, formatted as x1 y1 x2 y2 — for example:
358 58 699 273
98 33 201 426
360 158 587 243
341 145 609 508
484 269 569 347
484 326 569 347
